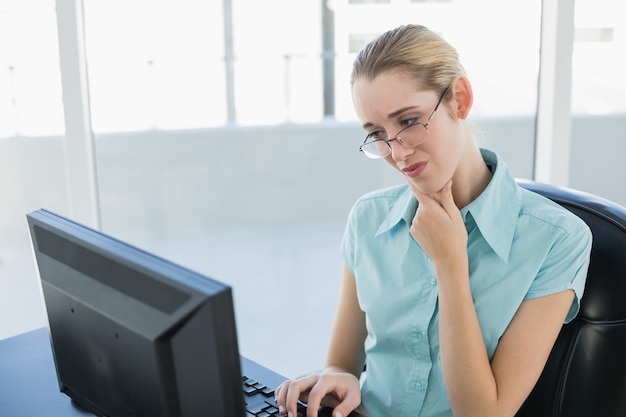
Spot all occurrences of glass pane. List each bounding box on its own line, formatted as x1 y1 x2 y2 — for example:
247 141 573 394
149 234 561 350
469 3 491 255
83 0 226 133
232 0 323 125
233 56 288 126
0 0 63 138
0 0 68 341
572 0 626 114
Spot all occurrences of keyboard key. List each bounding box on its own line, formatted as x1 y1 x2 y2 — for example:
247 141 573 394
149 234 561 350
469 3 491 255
242 375 287 416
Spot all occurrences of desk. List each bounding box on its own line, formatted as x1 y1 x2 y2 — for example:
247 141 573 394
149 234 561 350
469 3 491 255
0 328 368 417
0 328 88 416
0 328 280 416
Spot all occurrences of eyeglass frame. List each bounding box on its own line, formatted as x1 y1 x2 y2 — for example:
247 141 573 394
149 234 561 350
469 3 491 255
359 86 450 159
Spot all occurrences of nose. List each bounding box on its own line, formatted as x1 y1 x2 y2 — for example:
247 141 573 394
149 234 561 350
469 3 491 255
388 139 413 161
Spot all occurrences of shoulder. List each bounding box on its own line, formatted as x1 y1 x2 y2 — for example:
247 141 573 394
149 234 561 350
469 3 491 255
350 183 410 214
516 187 592 321
518 187 591 236
355 183 409 202
345 183 415 237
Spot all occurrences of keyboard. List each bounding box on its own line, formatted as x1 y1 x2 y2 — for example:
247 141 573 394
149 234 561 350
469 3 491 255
243 375 335 417
242 374 284 416
240 357 366 417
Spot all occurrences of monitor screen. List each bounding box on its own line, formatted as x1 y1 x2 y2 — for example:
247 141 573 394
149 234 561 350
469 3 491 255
26 209 246 417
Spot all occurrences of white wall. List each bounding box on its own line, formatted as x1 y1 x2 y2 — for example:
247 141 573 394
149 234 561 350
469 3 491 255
569 115 626 202
93 117 539 239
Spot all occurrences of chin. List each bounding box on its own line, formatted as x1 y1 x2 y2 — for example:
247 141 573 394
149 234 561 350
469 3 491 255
406 176 446 195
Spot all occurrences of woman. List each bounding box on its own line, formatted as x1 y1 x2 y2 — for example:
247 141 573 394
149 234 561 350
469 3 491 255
275 24 592 417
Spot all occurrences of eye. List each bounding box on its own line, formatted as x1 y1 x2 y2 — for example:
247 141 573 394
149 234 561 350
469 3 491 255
366 129 387 141
400 117 421 127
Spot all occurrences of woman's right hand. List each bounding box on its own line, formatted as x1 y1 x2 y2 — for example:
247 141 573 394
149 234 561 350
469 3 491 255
274 368 362 417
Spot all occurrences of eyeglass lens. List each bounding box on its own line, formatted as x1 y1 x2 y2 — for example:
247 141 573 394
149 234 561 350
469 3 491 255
361 123 428 158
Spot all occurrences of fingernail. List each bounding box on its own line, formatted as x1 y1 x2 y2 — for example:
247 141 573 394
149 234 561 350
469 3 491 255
336 413 343 417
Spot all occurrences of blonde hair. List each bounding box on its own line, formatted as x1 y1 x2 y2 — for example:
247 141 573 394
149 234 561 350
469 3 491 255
351 24 466 101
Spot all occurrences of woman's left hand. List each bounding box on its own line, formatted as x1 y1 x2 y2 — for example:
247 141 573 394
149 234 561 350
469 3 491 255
407 180 468 267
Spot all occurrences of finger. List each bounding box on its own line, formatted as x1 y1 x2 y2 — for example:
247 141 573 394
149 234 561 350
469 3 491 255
279 377 314 417
331 391 362 417
274 382 289 415
438 180 457 213
305 383 329 417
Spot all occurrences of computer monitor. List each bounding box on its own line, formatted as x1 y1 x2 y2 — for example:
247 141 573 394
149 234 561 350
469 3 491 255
26 208 246 417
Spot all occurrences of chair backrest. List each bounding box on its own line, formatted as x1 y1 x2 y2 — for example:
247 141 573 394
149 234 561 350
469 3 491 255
515 180 626 417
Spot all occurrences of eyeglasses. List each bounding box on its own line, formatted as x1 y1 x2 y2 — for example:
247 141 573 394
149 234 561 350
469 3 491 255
359 86 449 159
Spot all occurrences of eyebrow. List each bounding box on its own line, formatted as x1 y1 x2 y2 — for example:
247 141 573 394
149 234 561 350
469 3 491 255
362 105 422 130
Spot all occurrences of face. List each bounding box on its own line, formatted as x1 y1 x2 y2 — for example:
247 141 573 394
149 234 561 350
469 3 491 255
353 71 467 195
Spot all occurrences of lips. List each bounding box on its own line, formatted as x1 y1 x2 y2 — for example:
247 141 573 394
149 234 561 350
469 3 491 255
402 161 428 178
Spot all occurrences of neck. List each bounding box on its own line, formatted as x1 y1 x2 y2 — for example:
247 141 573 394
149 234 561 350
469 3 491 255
451 146 492 209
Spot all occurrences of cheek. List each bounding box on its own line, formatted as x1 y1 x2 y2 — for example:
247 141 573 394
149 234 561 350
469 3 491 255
430 119 464 156
425 125 465 172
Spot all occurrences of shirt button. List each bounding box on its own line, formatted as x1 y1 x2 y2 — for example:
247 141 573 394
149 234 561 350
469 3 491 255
430 278 437 287
412 380 427 391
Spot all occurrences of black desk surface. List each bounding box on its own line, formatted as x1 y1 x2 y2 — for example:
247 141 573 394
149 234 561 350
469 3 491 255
0 328 368 417
0 328 88 416
0 328 284 416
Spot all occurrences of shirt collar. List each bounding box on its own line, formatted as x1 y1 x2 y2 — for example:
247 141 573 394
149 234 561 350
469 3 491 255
460 149 522 262
375 148 522 262
375 186 416 237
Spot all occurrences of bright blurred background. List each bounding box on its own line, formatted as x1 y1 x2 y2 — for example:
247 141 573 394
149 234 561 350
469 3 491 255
1 0 624 378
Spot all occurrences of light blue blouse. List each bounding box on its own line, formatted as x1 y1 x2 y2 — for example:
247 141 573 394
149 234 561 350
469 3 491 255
341 148 592 417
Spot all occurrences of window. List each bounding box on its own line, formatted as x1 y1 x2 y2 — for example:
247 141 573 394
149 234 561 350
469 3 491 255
83 0 324 129
349 33 379 53
83 0 226 133
0 0 63 138
575 27 613 43
571 0 626 115
231 0 323 125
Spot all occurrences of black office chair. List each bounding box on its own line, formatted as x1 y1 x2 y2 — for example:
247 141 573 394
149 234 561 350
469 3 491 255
515 180 626 417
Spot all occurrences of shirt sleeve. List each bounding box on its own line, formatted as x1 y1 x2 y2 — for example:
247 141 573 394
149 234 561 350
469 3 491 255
524 218 593 323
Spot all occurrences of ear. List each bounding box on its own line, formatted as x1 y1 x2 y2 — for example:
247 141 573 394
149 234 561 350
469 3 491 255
451 76 473 120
